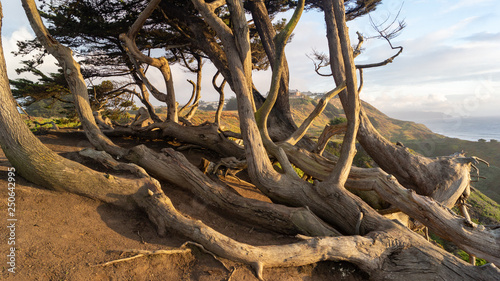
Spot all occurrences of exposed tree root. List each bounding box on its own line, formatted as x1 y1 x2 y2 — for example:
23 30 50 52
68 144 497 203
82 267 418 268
80 145 340 237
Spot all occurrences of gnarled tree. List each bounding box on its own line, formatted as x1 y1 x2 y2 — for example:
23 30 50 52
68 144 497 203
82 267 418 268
1 0 499 280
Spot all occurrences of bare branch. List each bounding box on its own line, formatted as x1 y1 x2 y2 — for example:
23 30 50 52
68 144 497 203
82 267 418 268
191 0 233 43
179 79 197 115
255 0 305 142
119 0 178 122
21 0 126 157
212 71 226 125
307 50 333 77
309 31 363 77
284 81 346 145
353 31 364 58
320 0 360 188
358 68 364 93
356 9 405 69
96 247 191 267
312 123 348 155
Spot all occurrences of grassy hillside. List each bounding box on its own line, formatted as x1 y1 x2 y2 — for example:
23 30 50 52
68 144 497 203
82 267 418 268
405 137 500 204
290 96 437 142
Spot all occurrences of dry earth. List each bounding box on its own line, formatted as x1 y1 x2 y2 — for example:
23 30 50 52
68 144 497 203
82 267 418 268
0 129 367 281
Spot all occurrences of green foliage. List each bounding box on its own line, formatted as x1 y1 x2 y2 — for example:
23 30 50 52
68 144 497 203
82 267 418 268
329 117 347 126
10 62 71 107
324 141 341 157
273 162 313 183
456 250 488 266
13 70 138 120
250 18 291 71
24 99 69 118
54 117 80 127
353 150 374 168
468 190 500 223
225 97 238 111
428 233 487 266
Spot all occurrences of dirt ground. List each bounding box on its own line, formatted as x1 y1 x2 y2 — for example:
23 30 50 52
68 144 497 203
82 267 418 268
0 130 367 281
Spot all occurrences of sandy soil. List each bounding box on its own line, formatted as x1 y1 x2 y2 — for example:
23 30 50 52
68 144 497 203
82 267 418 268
0 130 366 281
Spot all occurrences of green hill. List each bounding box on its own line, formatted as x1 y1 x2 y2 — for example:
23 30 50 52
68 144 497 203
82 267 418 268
289 96 438 142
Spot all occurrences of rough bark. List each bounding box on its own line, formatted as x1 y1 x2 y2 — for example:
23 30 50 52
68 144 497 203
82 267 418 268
130 180 500 281
247 0 298 140
140 121 245 158
21 0 126 157
124 145 339 237
0 8 150 210
371 172 500 265
164 2 299 142
190 0 500 275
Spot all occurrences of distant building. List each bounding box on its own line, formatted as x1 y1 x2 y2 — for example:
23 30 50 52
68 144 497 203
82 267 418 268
289 90 305 99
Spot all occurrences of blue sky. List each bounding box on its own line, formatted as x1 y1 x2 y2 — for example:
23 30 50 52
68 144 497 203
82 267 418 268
2 0 500 120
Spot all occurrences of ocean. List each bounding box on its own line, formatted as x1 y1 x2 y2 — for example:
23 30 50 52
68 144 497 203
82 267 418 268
414 116 500 142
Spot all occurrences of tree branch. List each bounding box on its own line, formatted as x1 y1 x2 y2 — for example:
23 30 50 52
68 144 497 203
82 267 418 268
284 81 346 145
212 71 226 125
119 0 178 122
373 172 500 265
320 0 360 188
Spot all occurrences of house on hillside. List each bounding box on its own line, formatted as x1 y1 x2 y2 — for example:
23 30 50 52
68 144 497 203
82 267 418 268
289 90 305 99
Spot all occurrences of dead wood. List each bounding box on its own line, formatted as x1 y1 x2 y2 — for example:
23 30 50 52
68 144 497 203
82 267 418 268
93 111 113 130
313 123 347 155
372 172 500 265
96 247 192 267
130 107 153 128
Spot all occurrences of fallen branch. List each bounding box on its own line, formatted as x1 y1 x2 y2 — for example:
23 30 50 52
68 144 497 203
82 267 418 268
96 247 192 267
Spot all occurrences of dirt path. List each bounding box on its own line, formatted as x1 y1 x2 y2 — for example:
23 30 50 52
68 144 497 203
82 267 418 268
0 130 366 280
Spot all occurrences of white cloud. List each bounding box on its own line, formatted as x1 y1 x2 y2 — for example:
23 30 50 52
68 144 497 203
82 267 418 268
442 0 495 14
2 26 61 84
3 27 34 79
